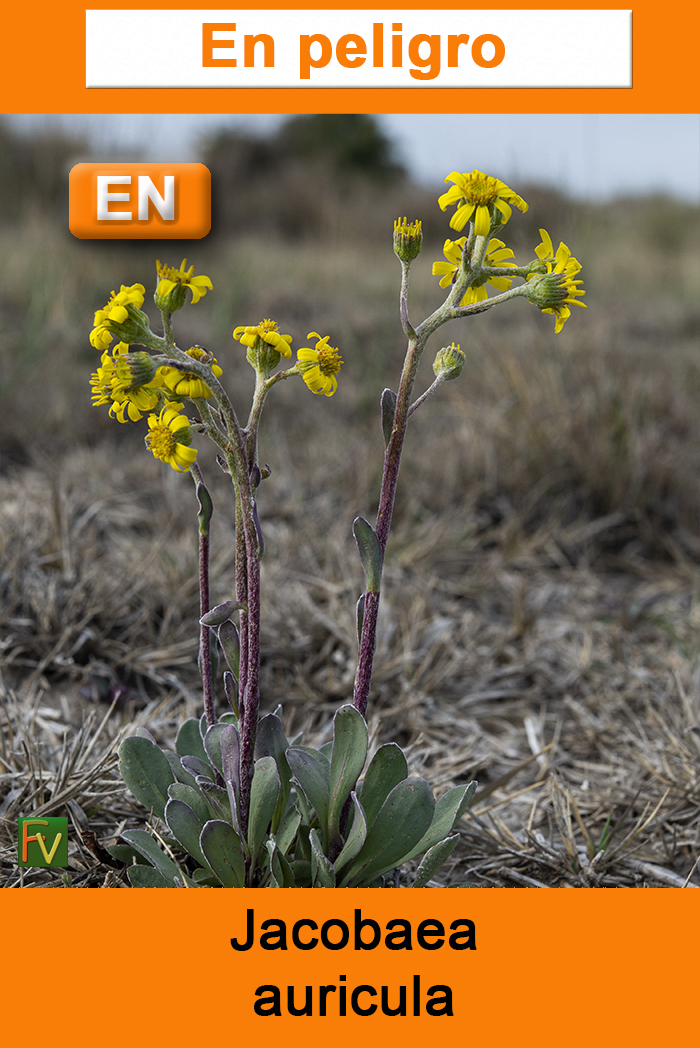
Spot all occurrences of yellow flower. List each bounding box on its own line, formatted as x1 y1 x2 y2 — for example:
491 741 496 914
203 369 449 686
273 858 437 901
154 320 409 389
526 230 587 333
155 259 213 310
90 343 164 422
233 319 292 358
144 405 198 473
438 170 528 236
296 333 343 397
90 284 146 349
432 238 516 303
160 347 223 400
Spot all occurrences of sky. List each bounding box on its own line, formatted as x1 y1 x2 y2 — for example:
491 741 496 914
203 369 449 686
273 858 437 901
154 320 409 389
6 112 700 202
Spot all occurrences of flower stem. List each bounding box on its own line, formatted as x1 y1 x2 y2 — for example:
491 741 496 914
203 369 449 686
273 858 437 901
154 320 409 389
190 462 216 728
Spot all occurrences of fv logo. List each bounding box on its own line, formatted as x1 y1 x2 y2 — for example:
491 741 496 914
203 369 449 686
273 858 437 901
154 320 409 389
18 817 69 868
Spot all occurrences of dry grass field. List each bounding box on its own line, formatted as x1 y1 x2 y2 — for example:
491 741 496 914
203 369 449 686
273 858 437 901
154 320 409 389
1 133 700 886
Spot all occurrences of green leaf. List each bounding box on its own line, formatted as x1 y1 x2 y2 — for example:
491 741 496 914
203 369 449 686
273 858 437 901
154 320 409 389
328 705 368 848
413 834 460 888
105 843 143 865
196 480 213 535
200 820 245 887
339 777 435 888
118 737 175 821
381 388 397 446
127 864 171 888
204 723 227 777
176 719 208 763
200 600 247 627
357 743 408 829
163 751 199 790
333 792 367 872
218 620 240 678
353 517 383 594
121 829 181 885
310 829 336 887
401 782 476 864
220 723 240 830
290 859 312 888
255 714 292 832
266 840 294 888
181 755 214 781
273 804 301 856
165 798 209 870
198 781 233 823
167 782 210 826
248 756 280 867
287 748 331 849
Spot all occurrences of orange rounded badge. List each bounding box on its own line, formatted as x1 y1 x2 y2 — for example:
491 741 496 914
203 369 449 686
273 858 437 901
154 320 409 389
69 162 211 239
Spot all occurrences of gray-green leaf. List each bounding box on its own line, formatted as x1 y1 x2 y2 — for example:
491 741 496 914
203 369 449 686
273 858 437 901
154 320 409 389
118 737 175 821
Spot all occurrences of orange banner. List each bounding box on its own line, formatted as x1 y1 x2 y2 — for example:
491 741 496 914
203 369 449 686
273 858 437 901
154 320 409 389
1 0 698 113
2 889 699 1043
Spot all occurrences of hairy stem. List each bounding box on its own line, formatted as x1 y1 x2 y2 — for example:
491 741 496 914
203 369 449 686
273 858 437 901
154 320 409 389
190 462 216 728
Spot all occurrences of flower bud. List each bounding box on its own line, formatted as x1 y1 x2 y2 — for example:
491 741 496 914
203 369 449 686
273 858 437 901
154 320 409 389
113 351 158 392
393 218 423 264
524 272 571 309
433 342 465 381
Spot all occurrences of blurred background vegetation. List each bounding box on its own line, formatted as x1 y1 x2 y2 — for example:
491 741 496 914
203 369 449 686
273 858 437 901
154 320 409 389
1 113 698 559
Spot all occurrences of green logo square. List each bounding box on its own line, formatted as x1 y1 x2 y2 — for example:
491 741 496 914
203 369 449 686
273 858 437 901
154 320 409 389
18 817 69 868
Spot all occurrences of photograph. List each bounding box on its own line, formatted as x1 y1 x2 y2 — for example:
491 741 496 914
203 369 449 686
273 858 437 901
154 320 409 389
1 111 699 890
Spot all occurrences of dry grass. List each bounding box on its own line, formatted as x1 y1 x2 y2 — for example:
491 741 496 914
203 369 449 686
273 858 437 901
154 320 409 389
1 189 700 887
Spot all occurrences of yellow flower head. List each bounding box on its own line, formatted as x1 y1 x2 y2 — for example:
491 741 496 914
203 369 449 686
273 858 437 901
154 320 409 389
90 343 164 422
432 237 516 304
160 347 224 400
144 405 198 473
233 319 293 358
438 170 528 237
155 259 213 311
296 332 343 397
526 230 587 333
393 217 423 263
90 284 146 350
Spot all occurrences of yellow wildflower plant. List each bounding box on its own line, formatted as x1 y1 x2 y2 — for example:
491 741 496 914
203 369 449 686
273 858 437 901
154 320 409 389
90 284 146 350
526 229 587 333
155 259 213 311
233 319 293 358
296 333 343 397
432 237 516 303
144 404 198 473
438 170 528 236
160 347 223 400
